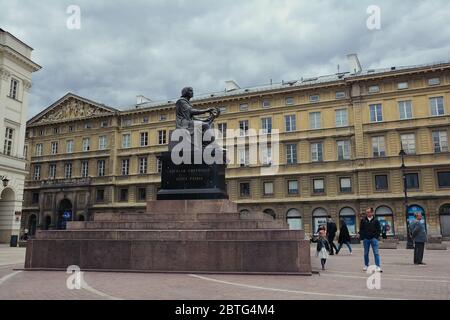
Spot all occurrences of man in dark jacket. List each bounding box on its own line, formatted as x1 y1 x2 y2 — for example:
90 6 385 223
359 207 382 272
410 212 427 265
326 216 338 255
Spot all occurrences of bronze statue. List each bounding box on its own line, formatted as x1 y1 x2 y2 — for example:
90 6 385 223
175 87 220 135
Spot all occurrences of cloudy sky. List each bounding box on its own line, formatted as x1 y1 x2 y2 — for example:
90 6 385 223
1 0 449 117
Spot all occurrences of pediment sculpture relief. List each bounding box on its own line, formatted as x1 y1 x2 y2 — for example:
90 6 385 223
37 98 111 123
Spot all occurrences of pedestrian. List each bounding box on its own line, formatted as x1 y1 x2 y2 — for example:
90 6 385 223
381 222 388 240
410 212 427 265
311 228 331 270
336 219 352 255
359 207 382 272
326 216 338 255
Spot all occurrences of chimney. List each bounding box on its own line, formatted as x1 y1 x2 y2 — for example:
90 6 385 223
225 80 240 92
136 95 152 105
347 54 362 74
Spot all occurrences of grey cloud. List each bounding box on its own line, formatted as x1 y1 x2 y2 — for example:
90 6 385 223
0 0 449 117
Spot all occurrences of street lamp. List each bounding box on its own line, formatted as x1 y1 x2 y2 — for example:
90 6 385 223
399 148 414 249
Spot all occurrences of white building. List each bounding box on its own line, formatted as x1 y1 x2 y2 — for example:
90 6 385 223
0 28 41 243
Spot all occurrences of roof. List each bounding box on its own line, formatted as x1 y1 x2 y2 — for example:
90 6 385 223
127 60 450 111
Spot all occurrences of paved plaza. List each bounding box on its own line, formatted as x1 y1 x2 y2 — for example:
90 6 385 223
0 243 449 300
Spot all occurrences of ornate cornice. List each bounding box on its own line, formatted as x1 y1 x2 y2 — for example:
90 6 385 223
0 44 42 72
0 68 11 80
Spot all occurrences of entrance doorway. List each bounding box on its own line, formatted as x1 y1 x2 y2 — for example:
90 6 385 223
440 204 450 237
57 199 73 230
28 215 37 236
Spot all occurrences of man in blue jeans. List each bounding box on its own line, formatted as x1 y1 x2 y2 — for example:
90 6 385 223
359 207 382 272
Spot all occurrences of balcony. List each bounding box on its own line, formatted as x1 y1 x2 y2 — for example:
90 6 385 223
26 177 92 189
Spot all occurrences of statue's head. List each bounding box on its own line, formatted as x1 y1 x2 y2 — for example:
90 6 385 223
181 87 194 100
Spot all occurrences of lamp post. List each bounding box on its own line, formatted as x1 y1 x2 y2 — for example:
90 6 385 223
399 148 414 249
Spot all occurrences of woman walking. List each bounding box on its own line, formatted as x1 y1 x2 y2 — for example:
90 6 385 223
336 219 353 255
311 228 331 270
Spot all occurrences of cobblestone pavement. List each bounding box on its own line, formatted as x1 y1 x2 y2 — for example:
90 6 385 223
0 243 449 300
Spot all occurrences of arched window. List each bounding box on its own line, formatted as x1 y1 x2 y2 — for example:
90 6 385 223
439 204 450 237
339 207 357 235
240 209 250 215
286 209 302 230
407 205 427 231
375 206 395 236
312 208 328 234
263 209 276 219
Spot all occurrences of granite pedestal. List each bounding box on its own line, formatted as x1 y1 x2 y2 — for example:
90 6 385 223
24 200 312 274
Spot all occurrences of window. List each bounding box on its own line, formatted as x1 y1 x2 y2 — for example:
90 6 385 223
64 163 72 179
218 123 227 138
239 103 248 111
84 123 92 129
375 206 395 236
375 175 388 191
336 91 346 99
261 117 272 134
82 138 90 151
158 130 167 145
66 140 74 153
96 189 105 202
97 160 106 177
286 209 302 230
33 165 41 180
263 182 274 196
238 147 249 167
159 114 167 121
286 144 297 165
337 140 351 160
398 101 413 120
309 112 321 129
50 142 58 155
121 159 130 176
438 172 450 188
23 145 28 158
68 125 74 132
285 97 295 105
239 120 249 137
311 142 323 162
261 146 272 166
397 82 409 90
48 164 56 180
156 158 162 173
32 193 39 204
405 173 419 189
139 157 148 174
285 115 296 132
53 127 60 134
122 134 131 148
433 131 449 153
313 179 325 194
369 104 383 122
137 187 147 201
219 106 227 114
309 95 320 102
3 127 14 156
429 97 445 116
35 143 43 156
101 121 109 127
98 136 107 150
288 180 299 195
368 85 380 93
140 132 149 147
122 119 132 127
428 78 441 86
340 177 352 193
372 136 386 157
142 117 149 124
9 79 20 99
81 161 89 178
335 109 348 127
262 99 271 108
240 183 250 197
401 134 416 155
119 188 128 202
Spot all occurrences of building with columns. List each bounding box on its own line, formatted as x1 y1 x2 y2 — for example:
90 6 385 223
0 28 41 243
21 59 450 239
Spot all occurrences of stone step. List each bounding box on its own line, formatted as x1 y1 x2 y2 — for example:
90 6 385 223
34 229 305 241
94 212 276 222
146 199 238 214
67 220 287 230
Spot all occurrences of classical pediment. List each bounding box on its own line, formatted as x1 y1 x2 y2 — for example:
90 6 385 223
29 93 117 125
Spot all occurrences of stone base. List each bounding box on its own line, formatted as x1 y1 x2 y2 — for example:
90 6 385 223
426 243 447 250
24 200 312 275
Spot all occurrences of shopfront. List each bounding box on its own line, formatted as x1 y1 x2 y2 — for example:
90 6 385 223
440 204 450 237
339 207 357 235
407 205 427 231
375 206 395 236
312 208 328 235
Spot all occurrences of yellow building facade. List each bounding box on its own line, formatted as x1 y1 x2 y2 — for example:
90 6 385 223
21 61 450 239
